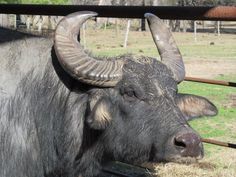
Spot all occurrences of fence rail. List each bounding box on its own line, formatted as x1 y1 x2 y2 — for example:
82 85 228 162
0 4 236 21
185 77 236 87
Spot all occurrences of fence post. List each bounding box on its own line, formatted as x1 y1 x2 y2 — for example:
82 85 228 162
194 21 197 42
217 21 220 36
123 19 131 48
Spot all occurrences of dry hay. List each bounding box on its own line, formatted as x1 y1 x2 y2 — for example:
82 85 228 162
142 148 236 177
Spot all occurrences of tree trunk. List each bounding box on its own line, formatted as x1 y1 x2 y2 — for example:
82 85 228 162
182 20 187 33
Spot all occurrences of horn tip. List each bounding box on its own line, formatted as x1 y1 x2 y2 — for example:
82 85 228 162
67 11 98 18
144 13 161 22
144 13 156 19
144 13 154 18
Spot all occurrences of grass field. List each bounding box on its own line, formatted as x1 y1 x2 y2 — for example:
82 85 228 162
81 26 236 176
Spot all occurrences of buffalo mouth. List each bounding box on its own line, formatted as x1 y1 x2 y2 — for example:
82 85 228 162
148 148 203 164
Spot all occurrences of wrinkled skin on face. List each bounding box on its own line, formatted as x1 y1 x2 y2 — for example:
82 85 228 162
77 56 217 176
109 59 185 163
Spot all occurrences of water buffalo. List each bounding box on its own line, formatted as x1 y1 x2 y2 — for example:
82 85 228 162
0 11 217 177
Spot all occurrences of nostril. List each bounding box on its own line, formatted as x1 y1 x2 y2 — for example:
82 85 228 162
174 137 186 150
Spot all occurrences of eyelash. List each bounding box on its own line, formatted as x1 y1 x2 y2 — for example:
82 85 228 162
125 90 135 97
123 93 136 102
121 88 137 101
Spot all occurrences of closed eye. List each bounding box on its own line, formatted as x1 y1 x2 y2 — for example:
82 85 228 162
120 86 139 102
123 90 137 102
120 85 144 102
125 90 135 97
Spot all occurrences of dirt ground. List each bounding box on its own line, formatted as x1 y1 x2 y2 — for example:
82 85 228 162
184 59 236 79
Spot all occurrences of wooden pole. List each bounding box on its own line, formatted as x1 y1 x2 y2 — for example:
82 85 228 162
201 138 236 149
184 77 236 87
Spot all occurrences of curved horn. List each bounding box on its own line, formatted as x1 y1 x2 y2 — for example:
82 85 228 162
145 13 185 83
54 11 123 87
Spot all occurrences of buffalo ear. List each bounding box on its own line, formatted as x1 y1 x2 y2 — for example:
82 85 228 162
86 97 112 130
175 93 218 121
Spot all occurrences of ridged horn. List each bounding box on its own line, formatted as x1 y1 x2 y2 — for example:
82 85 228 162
54 11 123 87
145 13 185 83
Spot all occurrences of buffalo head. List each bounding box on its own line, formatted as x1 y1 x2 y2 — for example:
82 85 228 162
54 11 217 176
